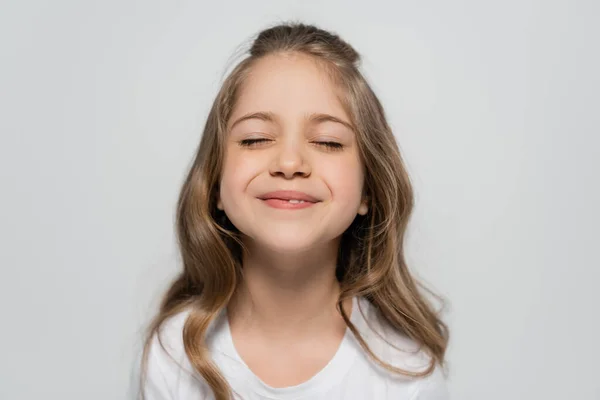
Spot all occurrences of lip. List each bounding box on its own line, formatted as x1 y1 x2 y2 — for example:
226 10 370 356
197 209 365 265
260 198 317 210
257 190 320 203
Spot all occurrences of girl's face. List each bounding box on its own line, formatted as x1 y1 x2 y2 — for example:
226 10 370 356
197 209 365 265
218 53 367 254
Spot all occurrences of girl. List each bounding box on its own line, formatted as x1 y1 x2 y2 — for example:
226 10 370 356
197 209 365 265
140 22 449 400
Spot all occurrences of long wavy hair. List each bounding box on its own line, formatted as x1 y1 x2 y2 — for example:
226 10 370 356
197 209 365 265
140 21 449 400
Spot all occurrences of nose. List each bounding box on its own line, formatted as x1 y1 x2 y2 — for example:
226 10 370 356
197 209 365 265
269 139 311 179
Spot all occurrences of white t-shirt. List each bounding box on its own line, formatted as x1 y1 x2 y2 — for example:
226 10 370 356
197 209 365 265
142 296 449 399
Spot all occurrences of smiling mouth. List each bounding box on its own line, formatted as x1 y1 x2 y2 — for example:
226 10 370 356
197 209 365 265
259 198 319 209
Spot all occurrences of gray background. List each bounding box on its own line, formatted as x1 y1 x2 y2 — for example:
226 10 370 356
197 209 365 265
1 1 598 399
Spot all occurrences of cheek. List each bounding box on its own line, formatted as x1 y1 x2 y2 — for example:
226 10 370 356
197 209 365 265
220 152 262 202
322 157 364 203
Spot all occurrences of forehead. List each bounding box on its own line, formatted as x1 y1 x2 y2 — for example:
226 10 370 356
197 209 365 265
230 53 350 124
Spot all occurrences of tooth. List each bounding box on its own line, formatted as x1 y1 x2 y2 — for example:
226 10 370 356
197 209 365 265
288 199 304 204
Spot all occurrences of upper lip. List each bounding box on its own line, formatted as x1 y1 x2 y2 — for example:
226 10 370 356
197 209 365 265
258 190 320 203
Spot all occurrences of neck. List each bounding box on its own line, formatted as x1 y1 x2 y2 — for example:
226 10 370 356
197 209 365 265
227 236 350 338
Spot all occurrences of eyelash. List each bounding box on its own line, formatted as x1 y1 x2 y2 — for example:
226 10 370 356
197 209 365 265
238 138 344 151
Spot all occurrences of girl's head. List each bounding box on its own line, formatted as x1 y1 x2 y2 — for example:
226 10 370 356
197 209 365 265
188 23 416 277
216 50 368 255
143 22 448 400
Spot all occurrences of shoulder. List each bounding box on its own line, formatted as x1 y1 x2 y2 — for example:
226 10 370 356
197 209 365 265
142 309 211 399
148 309 191 366
408 365 450 400
354 297 450 399
354 297 429 370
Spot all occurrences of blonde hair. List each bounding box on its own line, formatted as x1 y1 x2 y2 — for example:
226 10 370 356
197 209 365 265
140 22 449 400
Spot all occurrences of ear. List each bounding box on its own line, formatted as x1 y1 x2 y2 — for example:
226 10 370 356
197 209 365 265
358 196 369 216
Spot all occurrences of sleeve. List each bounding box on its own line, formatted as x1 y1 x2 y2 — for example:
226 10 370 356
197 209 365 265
409 366 451 400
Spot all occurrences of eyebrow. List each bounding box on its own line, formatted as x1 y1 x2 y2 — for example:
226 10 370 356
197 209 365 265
228 111 276 131
228 111 355 132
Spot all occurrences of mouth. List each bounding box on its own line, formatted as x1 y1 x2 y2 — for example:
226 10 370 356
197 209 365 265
259 198 319 209
257 190 321 203
257 190 321 210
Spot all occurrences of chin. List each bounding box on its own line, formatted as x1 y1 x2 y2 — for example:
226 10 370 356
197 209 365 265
267 238 318 254
250 232 321 255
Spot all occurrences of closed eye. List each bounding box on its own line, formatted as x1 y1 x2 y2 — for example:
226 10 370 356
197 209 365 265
238 138 344 151
238 138 272 147
315 141 344 151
